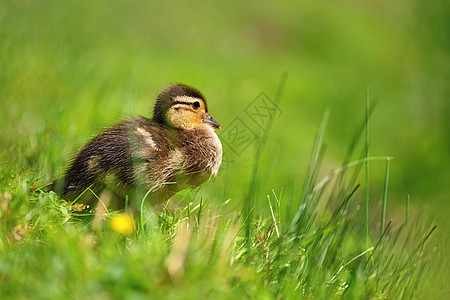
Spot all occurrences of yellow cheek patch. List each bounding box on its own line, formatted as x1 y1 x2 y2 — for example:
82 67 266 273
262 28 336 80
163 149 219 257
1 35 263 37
188 113 203 126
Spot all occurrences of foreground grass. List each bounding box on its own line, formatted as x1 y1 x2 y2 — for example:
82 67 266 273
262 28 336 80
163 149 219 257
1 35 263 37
0 121 438 299
0 1 447 297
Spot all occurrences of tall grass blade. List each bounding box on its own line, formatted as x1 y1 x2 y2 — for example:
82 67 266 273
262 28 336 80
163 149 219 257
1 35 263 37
69 183 94 206
139 182 174 234
365 220 392 267
335 102 376 197
291 109 329 230
267 195 279 238
381 158 391 234
365 88 370 248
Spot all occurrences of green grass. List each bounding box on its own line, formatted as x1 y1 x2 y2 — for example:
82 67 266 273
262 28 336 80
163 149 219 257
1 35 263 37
0 109 440 298
1 0 449 298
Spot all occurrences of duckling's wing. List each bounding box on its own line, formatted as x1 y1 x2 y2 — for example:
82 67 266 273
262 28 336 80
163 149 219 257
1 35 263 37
127 117 174 189
62 119 135 201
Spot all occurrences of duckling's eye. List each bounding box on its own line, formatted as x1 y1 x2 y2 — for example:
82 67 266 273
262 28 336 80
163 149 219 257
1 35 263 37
192 101 200 109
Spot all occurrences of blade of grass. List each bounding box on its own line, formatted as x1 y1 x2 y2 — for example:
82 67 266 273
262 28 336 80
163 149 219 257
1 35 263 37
365 88 370 248
69 183 94 206
381 158 391 235
334 102 376 198
89 188 109 214
328 246 374 284
365 220 392 267
139 182 175 234
291 109 329 230
313 156 392 193
272 188 282 234
197 196 203 227
267 195 279 238
402 225 437 270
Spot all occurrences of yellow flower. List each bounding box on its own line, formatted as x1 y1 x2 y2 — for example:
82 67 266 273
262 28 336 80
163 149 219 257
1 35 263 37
110 214 134 236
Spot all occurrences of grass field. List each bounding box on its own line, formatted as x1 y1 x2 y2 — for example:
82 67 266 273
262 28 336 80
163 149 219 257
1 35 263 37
1 0 449 298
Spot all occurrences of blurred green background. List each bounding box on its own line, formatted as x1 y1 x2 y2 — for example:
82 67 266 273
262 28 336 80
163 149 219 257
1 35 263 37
0 0 448 264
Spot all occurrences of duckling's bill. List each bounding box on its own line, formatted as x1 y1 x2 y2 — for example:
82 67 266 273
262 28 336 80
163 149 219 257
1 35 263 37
203 113 221 129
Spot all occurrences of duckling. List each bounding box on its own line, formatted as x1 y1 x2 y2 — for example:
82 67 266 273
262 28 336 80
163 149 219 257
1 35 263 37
57 84 222 207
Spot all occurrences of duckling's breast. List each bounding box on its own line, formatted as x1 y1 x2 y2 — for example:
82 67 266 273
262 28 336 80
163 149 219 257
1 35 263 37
177 126 222 186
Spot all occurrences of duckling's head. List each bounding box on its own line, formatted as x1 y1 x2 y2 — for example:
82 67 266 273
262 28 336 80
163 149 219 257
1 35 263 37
153 84 221 130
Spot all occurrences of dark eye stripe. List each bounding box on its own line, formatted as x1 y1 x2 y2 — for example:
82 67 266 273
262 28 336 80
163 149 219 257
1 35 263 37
172 100 201 108
172 101 191 106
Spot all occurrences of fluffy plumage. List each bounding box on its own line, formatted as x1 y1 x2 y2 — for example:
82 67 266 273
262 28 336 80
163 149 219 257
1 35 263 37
58 84 222 207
